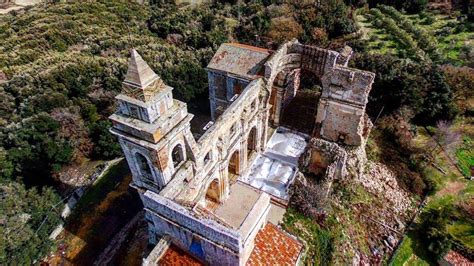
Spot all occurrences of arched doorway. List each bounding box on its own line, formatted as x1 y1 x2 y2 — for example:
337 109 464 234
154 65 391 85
269 69 301 125
247 127 257 157
135 152 154 181
204 178 220 211
228 150 240 183
171 144 184 167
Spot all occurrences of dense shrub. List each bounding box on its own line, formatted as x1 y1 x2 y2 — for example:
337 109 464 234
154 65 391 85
353 53 457 125
368 0 428 13
267 16 304 43
442 66 474 114
0 181 61 265
418 207 453 260
0 113 74 187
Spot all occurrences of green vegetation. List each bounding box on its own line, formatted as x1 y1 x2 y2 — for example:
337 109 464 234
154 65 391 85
391 232 430 266
456 136 473 177
353 53 457 126
367 0 428 14
0 181 61 264
390 123 473 264
283 208 333 265
357 7 473 65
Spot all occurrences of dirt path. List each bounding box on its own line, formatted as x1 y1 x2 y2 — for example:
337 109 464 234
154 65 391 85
437 180 466 196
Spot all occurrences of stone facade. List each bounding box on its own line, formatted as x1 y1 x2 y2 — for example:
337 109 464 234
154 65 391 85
110 40 374 265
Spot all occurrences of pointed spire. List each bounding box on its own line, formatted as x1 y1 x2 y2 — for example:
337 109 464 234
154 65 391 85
124 49 159 89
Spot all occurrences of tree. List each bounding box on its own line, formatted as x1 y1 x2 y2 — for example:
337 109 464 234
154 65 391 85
50 107 93 163
416 66 458 124
433 120 461 156
1 113 73 186
89 120 121 159
0 148 13 180
367 0 428 13
442 66 474 114
266 17 304 43
353 53 457 125
418 207 453 261
0 181 61 264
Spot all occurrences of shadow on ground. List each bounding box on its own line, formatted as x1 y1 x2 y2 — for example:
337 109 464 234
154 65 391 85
49 160 146 265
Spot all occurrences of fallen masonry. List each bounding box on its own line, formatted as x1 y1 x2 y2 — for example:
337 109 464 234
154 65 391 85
109 39 376 265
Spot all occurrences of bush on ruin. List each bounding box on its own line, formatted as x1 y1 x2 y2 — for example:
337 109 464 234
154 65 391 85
289 174 330 224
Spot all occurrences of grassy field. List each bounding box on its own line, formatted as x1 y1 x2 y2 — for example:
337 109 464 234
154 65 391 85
356 13 399 54
407 13 472 64
356 8 473 65
390 124 474 265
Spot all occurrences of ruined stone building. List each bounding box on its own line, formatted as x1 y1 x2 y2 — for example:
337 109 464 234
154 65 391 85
109 40 375 265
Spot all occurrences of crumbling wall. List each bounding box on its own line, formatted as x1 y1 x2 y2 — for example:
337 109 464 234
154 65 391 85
336 46 353 67
289 42 339 77
295 138 348 207
289 138 348 221
315 66 375 146
301 138 347 182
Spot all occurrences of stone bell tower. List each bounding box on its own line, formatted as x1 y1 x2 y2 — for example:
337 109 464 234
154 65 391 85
109 50 194 194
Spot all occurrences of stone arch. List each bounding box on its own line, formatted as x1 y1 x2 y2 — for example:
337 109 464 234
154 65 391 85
264 40 339 125
205 178 221 204
134 152 154 182
247 127 258 157
228 149 240 183
189 236 205 260
171 143 184 167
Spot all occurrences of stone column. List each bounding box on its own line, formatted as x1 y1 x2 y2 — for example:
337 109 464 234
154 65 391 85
273 88 284 125
219 164 230 201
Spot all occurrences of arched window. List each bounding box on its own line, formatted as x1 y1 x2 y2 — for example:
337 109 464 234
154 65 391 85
205 178 220 203
172 144 184 167
228 150 240 183
247 127 257 156
204 151 211 165
135 153 153 181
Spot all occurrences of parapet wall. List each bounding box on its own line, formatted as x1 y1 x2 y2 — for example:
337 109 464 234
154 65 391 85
143 190 242 253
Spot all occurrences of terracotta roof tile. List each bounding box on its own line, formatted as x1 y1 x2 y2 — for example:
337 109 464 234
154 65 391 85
443 250 474 266
246 223 303 265
159 244 203 266
157 224 302 266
